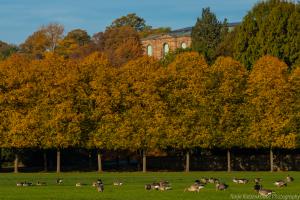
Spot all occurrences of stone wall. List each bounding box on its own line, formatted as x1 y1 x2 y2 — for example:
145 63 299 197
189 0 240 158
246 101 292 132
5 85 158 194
141 34 192 59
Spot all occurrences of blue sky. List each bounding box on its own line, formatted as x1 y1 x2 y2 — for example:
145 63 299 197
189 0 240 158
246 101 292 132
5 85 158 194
0 0 259 44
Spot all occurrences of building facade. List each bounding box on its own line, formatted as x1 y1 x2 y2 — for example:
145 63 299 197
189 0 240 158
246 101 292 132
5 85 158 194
141 23 239 59
141 27 192 59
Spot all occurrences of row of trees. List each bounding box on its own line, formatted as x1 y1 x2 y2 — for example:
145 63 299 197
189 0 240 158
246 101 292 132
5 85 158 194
0 51 299 172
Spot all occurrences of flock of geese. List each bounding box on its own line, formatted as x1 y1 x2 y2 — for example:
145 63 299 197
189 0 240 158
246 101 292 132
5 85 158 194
16 175 294 197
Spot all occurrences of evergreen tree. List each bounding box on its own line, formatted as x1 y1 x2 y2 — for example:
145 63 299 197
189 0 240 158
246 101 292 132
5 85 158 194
234 0 300 69
191 7 226 63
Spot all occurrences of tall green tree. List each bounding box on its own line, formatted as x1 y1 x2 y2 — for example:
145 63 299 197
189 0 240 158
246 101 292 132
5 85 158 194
234 0 300 69
191 7 227 63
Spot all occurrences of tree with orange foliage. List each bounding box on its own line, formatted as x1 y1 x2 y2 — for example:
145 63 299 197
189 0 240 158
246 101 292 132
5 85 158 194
210 57 248 171
156 52 212 172
0 54 43 172
246 56 297 171
102 26 143 67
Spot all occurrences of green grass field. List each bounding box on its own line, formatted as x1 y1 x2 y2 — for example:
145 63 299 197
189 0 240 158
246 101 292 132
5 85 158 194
0 172 299 200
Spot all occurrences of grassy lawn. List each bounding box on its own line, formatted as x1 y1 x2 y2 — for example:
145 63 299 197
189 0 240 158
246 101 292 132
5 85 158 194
0 171 299 200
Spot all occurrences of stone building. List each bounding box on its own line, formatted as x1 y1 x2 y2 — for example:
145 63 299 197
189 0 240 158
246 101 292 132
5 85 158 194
141 23 239 59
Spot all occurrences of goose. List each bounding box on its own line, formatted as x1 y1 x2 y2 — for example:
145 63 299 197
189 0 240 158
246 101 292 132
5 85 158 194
286 175 294 183
216 183 228 191
158 180 172 191
253 183 261 191
184 183 204 192
209 178 219 184
233 178 239 184
56 178 63 184
16 182 23 187
97 182 104 192
22 181 33 187
254 178 262 183
233 178 249 184
200 177 208 184
96 179 104 192
36 181 46 186
76 183 83 187
274 180 287 187
113 180 123 186
254 185 273 197
92 179 102 187
145 184 152 190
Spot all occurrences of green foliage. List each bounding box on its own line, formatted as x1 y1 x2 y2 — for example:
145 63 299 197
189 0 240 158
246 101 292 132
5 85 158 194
108 13 151 32
0 41 18 60
191 7 227 64
56 29 91 58
234 0 300 69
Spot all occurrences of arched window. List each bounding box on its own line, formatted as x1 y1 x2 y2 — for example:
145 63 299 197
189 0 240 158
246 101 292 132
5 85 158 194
163 43 169 56
147 45 153 56
181 42 187 49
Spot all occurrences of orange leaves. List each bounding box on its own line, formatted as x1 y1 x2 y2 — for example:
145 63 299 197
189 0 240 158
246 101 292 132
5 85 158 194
247 56 296 148
0 53 299 151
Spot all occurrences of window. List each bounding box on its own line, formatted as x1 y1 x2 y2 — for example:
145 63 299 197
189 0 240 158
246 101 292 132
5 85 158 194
147 45 153 56
163 43 169 56
181 42 187 49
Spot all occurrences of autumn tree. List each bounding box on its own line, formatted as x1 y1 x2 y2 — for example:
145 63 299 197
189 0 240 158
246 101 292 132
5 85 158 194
246 56 297 171
210 57 248 171
20 29 49 58
112 57 165 172
42 23 64 52
234 0 300 69
57 29 91 58
20 23 64 58
156 52 212 171
32 53 84 172
77 52 112 172
0 54 42 172
102 26 143 67
191 7 227 63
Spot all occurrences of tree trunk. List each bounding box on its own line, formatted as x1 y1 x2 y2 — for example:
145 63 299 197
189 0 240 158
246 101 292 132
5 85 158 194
88 152 92 170
56 149 61 173
270 148 274 172
97 152 102 172
142 150 146 173
0 148 2 170
14 153 19 173
43 151 48 172
227 149 231 172
185 151 190 172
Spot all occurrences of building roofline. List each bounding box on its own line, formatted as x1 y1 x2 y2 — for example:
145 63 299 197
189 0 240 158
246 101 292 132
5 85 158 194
141 22 241 41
